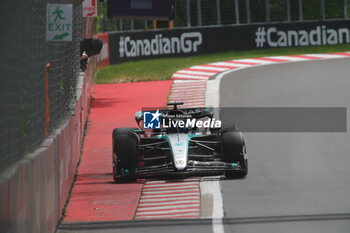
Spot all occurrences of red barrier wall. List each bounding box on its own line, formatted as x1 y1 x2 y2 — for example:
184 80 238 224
0 67 93 233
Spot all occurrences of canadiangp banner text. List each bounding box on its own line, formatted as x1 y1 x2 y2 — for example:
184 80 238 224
108 20 350 64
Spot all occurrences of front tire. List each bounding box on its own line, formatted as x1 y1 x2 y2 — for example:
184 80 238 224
221 129 248 178
112 128 139 182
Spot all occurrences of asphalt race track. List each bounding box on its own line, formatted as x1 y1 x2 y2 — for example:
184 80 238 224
220 58 350 233
57 58 350 232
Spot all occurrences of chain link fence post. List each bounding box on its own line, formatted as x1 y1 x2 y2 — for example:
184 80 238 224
186 0 191 27
120 20 123 31
266 0 270 22
216 0 221 25
197 0 202 26
299 0 304 21
131 20 134 30
320 0 325 20
345 0 348 18
235 0 240 24
246 0 251 23
287 0 291 22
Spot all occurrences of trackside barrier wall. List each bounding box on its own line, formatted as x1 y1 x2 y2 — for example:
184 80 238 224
108 19 350 64
0 0 87 170
0 67 93 233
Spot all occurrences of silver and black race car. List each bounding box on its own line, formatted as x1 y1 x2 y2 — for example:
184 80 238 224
112 102 247 182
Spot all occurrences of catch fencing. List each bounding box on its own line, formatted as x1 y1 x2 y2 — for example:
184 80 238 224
99 0 350 31
0 0 87 171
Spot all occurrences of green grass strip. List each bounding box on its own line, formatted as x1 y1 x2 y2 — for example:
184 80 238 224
94 44 350 84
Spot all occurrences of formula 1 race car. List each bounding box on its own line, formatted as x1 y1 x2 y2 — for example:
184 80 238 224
112 102 247 182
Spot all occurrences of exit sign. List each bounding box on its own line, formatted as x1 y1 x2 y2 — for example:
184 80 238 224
46 4 73 42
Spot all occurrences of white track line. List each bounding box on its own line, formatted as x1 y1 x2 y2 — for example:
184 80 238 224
206 67 246 117
200 177 225 233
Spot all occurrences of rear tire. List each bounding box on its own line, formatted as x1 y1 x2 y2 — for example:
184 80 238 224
211 122 237 134
113 127 138 138
221 129 248 178
112 128 139 182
